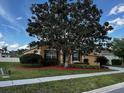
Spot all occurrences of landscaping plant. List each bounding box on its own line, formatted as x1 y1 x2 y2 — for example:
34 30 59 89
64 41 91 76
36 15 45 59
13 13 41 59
20 54 43 67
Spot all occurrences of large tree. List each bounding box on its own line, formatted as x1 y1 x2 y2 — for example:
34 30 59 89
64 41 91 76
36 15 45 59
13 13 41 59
26 0 113 64
112 38 124 66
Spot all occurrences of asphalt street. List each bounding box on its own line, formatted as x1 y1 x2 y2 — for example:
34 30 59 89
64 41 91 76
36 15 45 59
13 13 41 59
108 87 124 93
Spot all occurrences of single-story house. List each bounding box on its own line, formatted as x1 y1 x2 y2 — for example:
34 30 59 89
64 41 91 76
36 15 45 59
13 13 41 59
24 45 99 66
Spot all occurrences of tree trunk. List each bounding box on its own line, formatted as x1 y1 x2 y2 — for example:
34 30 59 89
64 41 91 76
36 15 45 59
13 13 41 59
64 50 71 68
59 49 63 64
121 58 124 67
67 53 71 64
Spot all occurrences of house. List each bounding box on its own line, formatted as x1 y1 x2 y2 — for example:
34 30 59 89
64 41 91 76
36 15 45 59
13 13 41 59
0 49 9 58
100 50 120 65
0 49 3 57
24 44 99 66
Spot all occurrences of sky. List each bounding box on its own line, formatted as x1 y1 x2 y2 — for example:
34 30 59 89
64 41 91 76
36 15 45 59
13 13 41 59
0 0 124 50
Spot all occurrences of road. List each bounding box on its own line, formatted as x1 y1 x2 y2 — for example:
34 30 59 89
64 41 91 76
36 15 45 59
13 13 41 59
108 87 124 93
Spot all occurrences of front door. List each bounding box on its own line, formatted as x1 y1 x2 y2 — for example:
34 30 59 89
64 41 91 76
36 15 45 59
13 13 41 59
72 50 80 63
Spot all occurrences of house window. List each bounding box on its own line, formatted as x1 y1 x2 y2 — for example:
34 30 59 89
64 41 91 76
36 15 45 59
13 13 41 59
45 49 57 62
72 50 80 62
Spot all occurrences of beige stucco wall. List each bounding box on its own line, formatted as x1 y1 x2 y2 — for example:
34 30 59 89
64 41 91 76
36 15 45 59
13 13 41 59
81 53 99 66
24 46 99 66
39 46 49 58
24 48 40 55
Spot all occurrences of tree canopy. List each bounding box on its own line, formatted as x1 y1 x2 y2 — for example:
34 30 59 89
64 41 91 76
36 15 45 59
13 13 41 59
112 38 124 66
112 38 124 58
26 0 113 55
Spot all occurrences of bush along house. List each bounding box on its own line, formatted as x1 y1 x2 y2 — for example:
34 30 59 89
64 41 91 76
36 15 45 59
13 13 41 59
24 41 99 66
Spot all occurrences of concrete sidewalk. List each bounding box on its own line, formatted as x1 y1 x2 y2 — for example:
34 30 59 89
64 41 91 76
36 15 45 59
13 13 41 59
0 66 124 88
84 82 124 93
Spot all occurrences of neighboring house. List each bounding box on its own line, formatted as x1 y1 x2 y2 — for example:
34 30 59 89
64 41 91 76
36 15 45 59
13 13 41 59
100 50 120 65
0 49 3 57
0 49 20 62
0 49 9 58
24 44 99 66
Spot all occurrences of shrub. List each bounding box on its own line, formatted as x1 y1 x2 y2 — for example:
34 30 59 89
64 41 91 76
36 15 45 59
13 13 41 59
95 56 108 67
20 54 43 66
44 58 59 66
112 59 122 65
59 63 64 66
68 64 99 69
74 62 84 64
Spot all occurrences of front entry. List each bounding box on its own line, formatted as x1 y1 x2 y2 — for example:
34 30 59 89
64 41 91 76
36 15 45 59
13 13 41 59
72 50 80 63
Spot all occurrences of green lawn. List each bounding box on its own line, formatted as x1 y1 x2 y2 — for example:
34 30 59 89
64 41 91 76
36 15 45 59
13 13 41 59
1 73 124 93
0 62 110 81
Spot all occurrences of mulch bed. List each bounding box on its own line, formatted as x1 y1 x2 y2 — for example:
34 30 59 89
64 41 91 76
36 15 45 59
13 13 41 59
16 66 99 70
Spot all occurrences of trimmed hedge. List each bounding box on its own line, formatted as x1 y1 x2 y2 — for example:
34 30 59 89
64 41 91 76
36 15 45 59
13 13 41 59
68 64 100 69
112 59 122 65
20 54 43 66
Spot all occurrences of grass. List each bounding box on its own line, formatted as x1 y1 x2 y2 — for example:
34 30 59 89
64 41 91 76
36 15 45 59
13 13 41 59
1 73 124 93
0 62 110 81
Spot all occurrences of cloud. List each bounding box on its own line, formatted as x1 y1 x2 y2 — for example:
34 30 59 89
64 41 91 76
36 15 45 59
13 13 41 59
9 43 19 49
0 5 6 16
0 41 5 46
0 42 25 50
0 5 25 32
109 17 124 26
108 17 124 34
0 41 8 48
0 32 3 39
19 44 29 49
16 17 23 20
109 4 124 15
8 43 29 50
0 5 14 23
108 30 114 34
1 24 19 32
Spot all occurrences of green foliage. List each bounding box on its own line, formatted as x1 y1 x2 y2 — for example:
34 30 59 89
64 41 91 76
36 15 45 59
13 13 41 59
68 64 99 69
112 59 122 65
112 38 124 66
96 56 108 66
9 49 27 57
2 73 124 93
26 0 113 55
0 68 11 75
43 58 59 66
112 38 124 59
20 54 43 66
0 62 108 81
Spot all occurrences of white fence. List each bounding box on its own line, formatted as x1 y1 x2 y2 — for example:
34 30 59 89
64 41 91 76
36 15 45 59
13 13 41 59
0 57 20 62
